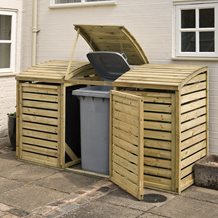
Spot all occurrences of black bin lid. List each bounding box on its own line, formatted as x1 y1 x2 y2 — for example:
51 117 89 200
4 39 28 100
87 52 130 81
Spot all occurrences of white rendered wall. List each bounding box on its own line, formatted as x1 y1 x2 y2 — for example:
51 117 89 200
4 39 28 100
0 0 23 147
21 0 218 154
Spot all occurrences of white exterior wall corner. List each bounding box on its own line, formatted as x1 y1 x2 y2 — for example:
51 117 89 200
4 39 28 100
0 0 23 147
20 0 218 154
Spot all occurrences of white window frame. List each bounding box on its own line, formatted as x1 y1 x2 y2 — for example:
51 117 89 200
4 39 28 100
50 0 116 8
174 2 218 58
0 11 16 73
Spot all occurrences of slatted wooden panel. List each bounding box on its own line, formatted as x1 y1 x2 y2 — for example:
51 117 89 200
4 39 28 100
74 25 148 65
142 91 175 192
18 83 61 167
180 72 208 191
16 60 97 83
110 91 144 200
114 64 207 90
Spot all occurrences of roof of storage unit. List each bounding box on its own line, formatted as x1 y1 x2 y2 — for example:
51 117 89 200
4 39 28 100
113 64 207 90
74 24 149 65
16 60 96 82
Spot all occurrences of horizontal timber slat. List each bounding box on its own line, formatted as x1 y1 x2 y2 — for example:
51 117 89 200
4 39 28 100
181 124 206 141
23 93 58 102
113 153 138 173
144 157 171 169
113 145 138 164
22 86 58 95
181 82 206 95
181 90 206 104
181 174 194 191
22 136 58 149
144 166 171 178
22 144 58 157
181 149 206 169
22 151 58 167
181 141 207 159
22 122 58 133
113 127 138 145
23 100 58 110
113 136 138 155
144 147 171 159
144 175 171 188
113 119 138 136
181 115 206 132
22 115 58 125
144 103 172 113
181 107 206 123
144 139 171 150
144 130 171 141
144 112 172 122
22 129 58 141
23 108 58 118
114 111 139 127
144 120 171 131
181 132 206 150
181 99 206 114
114 102 138 117
113 162 138 184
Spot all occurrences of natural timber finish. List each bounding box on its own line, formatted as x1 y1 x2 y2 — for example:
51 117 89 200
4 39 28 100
74 24 149 65
112 67 208 197
113 64 207 90
110 91 144 200
16 82 80 168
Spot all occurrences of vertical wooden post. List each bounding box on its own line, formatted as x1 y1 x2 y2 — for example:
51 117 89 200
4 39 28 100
65 29 80 80
138 98 144 200
206 70 209 155
59 83 66 168
175 90 181 193
109 91 113 179
171 93 176 192
16 81 20 158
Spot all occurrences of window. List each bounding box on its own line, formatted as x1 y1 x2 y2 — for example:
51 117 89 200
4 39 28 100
174 3 218 58
0 11 16 73
50 0 115 7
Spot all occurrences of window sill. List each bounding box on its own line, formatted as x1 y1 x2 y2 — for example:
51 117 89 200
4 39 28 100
49 1 117 9
172 56 218 61
0 72 17 78
173 0 218 5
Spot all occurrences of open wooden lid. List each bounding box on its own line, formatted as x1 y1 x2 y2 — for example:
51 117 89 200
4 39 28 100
74 25 149 65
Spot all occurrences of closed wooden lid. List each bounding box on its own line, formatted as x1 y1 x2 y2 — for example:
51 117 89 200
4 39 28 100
113 64 207 90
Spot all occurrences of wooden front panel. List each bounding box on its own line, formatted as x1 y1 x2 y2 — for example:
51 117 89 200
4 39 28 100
180 72 208 191
110 91 144 200
18 83 61 167
143 92 175 192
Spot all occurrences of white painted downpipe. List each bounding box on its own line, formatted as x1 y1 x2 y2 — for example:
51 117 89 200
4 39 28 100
32 0 39 66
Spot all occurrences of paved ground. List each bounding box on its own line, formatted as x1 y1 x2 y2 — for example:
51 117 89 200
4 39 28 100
0 147 218 218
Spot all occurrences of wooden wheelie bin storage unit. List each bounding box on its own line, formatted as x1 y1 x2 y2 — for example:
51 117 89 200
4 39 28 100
15 24 209 200
15 24 148 169
110 64 209 200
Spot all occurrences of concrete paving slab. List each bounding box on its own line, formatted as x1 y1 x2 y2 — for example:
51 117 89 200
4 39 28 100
33 172 102 194
182 186 218 204
149 196 218 218
0 177 24 194
0 153 23 172
1 213 20 218
138 212 168 218
0 163 58 183
0 203 12 212
95 188 175 212
0 185 68 213
63 200 144 218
